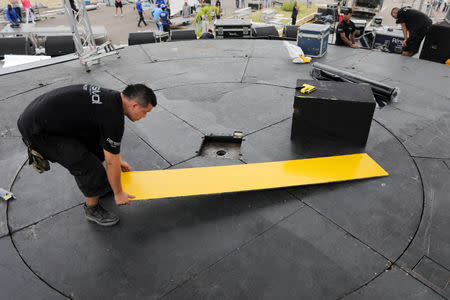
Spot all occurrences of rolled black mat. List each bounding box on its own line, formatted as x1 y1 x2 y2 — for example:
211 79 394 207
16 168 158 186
311 62 399 105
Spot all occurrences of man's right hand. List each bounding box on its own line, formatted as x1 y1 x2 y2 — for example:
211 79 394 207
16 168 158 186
402 40 407 47
351 43 359 49
115 191 135 206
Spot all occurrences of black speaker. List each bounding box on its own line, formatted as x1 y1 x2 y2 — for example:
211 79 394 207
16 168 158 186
254 26 279 38
291 80 376 146
0 37 34 58
283 25 299 39
128 32 156 46
45 35 75 57
171 29 197 41
419 22 450 64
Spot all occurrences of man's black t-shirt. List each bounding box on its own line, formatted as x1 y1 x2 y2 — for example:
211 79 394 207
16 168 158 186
18 84 124 154
292 5 298 18
335 20 356 46
396 7 432 32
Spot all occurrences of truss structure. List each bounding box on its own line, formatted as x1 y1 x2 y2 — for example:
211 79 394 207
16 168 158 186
63 0 120 71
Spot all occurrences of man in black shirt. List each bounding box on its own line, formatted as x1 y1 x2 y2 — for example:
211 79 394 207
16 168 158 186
335 9 359 48
391 6 432 56
17 84 157 226
200 29 215 39
291 1 298 25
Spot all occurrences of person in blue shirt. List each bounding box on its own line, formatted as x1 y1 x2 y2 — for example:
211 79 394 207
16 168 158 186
134 0 147 27
6 4 20 26
159 4 172 33
155 0 165 5
151 4 163 31
194 0 200 12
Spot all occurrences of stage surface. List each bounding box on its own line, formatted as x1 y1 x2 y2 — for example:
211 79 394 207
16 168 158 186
0 40 449 299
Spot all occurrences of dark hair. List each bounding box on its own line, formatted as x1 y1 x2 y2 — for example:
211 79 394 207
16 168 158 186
391 7 399 15
7 4 12 9
122 84 157 107
343 8 353 15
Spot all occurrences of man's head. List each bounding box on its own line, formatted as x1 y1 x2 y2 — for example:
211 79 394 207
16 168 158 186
7 4 12 10
391 7 399 19
161 4 166 9
342 9 353 21
121 84 157 122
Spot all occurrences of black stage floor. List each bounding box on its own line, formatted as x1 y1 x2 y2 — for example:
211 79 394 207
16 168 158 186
0 40 449 299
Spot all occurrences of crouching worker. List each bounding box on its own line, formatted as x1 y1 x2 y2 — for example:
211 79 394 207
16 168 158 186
6 4 20 27
17 84 157 226
391 6 432 56
335 9 359 48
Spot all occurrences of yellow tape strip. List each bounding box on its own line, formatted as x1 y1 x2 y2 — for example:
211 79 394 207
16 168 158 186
122 153 388 200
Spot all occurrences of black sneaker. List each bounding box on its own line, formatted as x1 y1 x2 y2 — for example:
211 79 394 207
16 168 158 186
84 204 119 226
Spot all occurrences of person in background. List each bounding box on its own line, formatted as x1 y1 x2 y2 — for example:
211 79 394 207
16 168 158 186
241 0 245 8
115 0 123 16
425 1 432 15
134 0 147 27
265 0 270 8
307 0 312 9
20 0 35 24
291 1 298 25
151 4 162 30
215 0 221 19
391 6 432 56
335 9 358 48
200 29 214 39
9 0 22 23
159 4 171 33
6 4 20 27
182 0 191 18
194 0 200 12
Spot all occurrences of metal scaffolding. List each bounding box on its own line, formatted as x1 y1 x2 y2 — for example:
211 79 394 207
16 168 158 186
63 0 120 71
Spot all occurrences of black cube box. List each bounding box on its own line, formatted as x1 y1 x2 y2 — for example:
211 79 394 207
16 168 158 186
291 80 376 146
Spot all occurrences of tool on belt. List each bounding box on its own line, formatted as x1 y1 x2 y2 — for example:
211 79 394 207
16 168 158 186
23 139 50 174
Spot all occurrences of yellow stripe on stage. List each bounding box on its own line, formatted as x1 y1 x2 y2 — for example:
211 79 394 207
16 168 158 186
122 153 388 200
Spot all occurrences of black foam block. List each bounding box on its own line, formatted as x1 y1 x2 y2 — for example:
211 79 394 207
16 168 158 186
419 22 450 64
283 25 299 39
128 32 156 45
0 37 34 58
291 80 376 146
171 29 197 41
254 26 279 38
45 35 75 56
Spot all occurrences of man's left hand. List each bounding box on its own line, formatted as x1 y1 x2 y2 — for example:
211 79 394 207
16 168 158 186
120 160 132 172
402 40 407 47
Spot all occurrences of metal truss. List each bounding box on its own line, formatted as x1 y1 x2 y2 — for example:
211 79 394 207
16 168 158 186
63 0 120 71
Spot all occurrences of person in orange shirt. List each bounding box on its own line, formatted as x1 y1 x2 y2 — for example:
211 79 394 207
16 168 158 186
20 0 35 24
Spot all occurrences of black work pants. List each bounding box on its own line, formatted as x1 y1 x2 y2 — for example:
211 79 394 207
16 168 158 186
138 12 147 26
163 24 170 33
20 133 110 198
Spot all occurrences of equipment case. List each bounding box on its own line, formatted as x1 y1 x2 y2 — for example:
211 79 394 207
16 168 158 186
297 23 330 57
372 28 404 54
214 19 252 39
